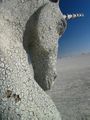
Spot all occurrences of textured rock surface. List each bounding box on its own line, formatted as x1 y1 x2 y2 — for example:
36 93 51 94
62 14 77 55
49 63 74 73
23 2 66 90
0 0 66 119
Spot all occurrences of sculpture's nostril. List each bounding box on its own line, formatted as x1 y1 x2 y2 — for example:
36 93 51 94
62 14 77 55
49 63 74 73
53 72 57 82
49 0 58 3
44 73 57 91
54 74 57 80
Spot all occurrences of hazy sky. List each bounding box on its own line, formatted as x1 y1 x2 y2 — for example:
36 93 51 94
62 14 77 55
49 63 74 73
58 0 90 57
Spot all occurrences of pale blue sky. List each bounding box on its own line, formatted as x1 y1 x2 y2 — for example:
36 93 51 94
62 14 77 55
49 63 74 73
58 0 90 57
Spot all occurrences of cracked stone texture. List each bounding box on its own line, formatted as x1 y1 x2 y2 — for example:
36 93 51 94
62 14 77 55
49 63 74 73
0 0 66 119
23 2 66 90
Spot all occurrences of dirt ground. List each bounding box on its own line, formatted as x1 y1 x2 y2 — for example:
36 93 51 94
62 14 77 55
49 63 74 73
47 54 90 120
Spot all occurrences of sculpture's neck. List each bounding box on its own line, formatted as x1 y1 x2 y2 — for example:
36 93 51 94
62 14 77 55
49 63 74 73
0 0 48 30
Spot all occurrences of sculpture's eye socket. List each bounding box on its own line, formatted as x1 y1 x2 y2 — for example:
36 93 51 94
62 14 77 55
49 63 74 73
49 0 58 3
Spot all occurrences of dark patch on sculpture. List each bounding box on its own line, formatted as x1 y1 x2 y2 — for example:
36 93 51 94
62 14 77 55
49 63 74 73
5 90 12 98
0 0 2 3
49 0 58 3
12 94 21 103
5 90 21 103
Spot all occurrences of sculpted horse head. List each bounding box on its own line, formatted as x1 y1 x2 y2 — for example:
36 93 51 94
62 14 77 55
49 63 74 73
23 0 84 90
0 0 66 91
23 0 67 90
0 0 83 92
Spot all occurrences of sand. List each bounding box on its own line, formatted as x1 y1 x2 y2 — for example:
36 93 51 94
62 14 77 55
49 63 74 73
47 53 90 120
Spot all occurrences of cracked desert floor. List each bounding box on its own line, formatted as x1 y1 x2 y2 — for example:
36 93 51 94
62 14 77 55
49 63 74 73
47 53 90 120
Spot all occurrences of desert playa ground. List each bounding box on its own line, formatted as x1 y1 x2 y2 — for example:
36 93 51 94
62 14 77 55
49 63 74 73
47 54 90 120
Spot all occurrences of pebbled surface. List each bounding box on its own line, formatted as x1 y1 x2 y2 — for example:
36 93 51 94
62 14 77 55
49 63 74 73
0 0 66 119
23 2 66 90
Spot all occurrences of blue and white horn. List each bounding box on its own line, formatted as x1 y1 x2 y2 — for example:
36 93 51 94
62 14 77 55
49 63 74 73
63 13 84 20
